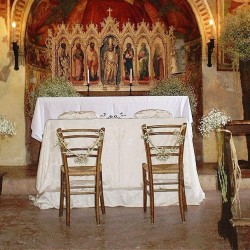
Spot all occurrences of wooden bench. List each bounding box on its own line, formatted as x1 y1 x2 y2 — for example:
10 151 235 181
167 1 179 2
225 120 250 176
0 172 7 195
218 130 250 249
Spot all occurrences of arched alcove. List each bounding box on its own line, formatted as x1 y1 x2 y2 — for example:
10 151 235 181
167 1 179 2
10 0 214 166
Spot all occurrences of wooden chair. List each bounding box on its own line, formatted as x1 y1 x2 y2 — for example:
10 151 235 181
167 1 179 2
218 130 250 249
57 127 105 226
141 123 187 223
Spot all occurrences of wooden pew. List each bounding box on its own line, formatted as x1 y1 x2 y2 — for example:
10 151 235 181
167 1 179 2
225 120 250 176
218 130 250 249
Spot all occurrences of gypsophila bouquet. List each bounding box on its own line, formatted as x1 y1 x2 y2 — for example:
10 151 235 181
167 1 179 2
0 115 17 137
199 109 231 137
27 76 80 117
220 6 250 67
150 76 197 115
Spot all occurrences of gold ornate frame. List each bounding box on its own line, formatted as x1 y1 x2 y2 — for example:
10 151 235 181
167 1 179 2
46 14 175 89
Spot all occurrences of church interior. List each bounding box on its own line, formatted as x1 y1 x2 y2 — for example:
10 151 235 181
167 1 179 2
0 0 250 249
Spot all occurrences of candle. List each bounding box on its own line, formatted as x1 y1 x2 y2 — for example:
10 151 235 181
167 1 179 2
87 69 90 84
209 19 214 39
12 22 16 42
130 68 132 83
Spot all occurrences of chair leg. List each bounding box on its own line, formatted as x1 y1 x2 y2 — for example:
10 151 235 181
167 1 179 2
182 180 187 212
178 181 185 223
142 167 147 212
100 173 105 215
66 179 71 227
59 171 64 217
149 176 155 223
95 185 101 225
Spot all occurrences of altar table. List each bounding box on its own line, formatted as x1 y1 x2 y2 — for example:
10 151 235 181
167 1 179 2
31 96 193 142
32 118 205 209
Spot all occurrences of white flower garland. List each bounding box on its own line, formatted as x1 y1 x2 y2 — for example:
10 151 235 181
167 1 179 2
141 126 184 161
0 115 17 137
57 130 105 164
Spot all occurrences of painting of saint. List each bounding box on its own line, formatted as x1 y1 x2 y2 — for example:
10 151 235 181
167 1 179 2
87 42 99 82
59 43 70 79
101 36 119 85
72 43 84 81
138 42 149 81
123 43 134 81
153 43 164 80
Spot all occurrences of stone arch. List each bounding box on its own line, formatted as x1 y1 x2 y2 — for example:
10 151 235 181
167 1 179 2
11 0 215 63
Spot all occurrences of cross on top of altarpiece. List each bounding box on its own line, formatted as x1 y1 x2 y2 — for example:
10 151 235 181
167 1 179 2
107 7 113 17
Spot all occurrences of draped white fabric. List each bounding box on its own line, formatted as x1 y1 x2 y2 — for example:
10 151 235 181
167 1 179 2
32 118 205 209
31 96 193 142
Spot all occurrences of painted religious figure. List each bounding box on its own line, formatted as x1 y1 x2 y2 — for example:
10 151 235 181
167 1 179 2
87 42 99 82
153 43 164 80
59 43 70 79
102 37 118 85
72 43 84 81
123 43 134 81
138 42 149 81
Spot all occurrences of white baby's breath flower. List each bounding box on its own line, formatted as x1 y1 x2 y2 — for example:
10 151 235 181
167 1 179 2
27 76 81 117
0 115 17 137
199 109 231 137
150 76 197 115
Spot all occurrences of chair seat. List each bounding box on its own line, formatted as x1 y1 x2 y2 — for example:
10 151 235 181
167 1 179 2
61 165 100 176
142 163 179 174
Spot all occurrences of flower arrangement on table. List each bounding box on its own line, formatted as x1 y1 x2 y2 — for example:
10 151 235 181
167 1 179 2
199 109 231 202
149 76 198 116
26 76 81 117
0 115 17 137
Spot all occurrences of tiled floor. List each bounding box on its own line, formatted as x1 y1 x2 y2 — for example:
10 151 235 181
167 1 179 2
0 165 249 249
1 190 246 250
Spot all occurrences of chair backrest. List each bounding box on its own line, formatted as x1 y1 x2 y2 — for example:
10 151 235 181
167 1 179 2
141 123 187 168
57 128 105 173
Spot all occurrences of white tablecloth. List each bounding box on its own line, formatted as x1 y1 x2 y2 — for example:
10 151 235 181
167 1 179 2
31 96 193 141
32 118 205 209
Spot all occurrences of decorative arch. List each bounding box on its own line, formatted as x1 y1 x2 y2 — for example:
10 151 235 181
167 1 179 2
10 0 215 63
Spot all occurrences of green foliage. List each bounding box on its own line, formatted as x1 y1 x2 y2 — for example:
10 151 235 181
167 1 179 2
149 76 197 115
220 6 250 65
27 77 80 117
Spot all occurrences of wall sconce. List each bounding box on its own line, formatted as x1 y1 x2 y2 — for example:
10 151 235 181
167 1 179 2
12 22 19 71
207 19 215 67
207 38 215 67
